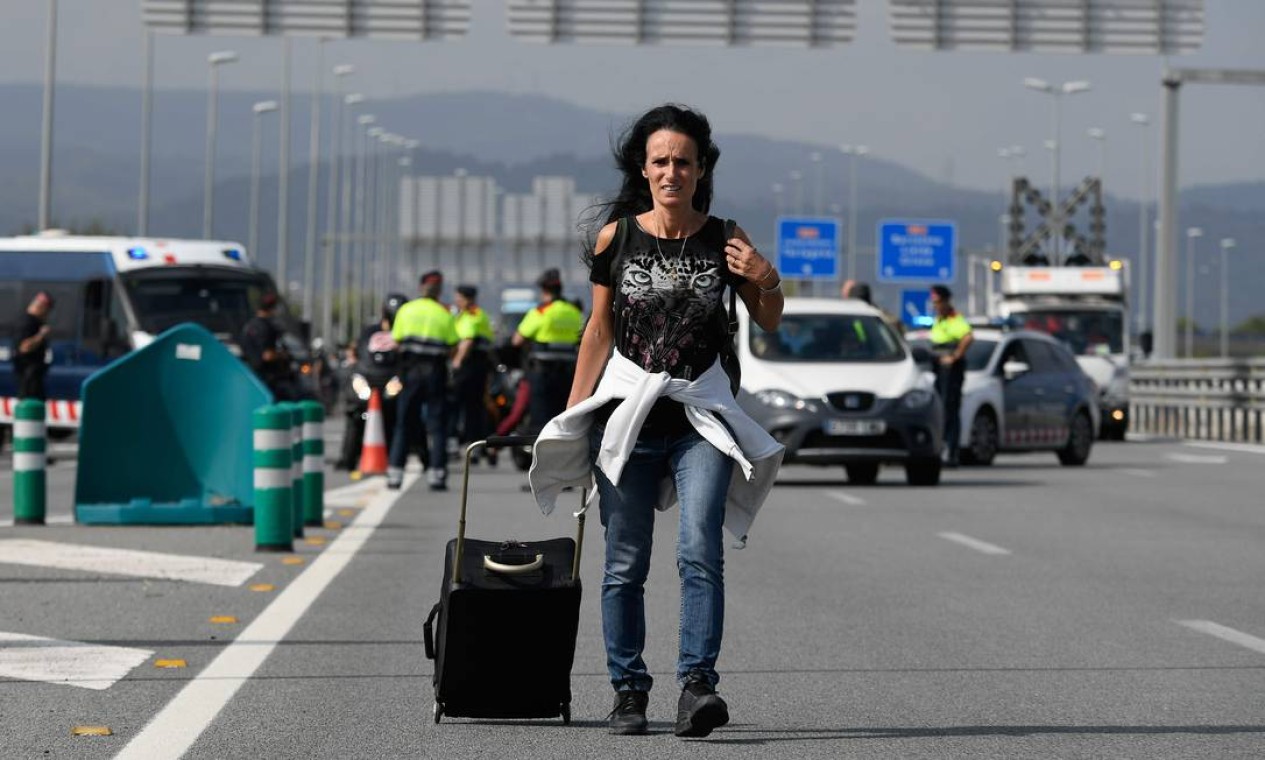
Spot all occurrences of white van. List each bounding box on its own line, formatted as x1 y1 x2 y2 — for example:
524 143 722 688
0 232 309 429
736 297 944 486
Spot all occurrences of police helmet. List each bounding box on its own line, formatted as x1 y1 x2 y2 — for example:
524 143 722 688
382 293 409 324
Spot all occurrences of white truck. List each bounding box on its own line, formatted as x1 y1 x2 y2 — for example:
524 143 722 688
992 264 1130 440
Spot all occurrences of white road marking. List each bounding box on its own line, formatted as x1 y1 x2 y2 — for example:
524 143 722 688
825 490 867 506
0 632 152 690
0 540 262 587
1166 453 1228 465
1186 441 1265 456
1119 468 1157 478
1177 620 1265 656
115 475 416 760
938 532 1012 556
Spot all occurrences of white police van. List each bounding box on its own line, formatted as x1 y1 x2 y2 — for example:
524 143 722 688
0 232 301 431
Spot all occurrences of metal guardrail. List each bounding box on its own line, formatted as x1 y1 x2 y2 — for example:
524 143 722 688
1130 359 1265 443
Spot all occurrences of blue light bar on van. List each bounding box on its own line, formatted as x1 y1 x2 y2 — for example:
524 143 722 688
127 246 149 260
223 248 244 261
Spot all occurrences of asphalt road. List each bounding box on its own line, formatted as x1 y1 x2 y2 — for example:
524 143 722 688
1 424 1263 759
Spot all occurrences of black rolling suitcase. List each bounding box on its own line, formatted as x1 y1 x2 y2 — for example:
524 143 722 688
423 435 585 724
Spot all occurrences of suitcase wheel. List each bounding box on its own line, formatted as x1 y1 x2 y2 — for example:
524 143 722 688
560 703 570 725
433 701 443 724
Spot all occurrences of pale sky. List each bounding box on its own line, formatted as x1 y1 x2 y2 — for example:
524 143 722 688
1 0 1262 200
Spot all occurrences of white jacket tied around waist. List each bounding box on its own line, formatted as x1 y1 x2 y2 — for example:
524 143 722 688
528 351 785 545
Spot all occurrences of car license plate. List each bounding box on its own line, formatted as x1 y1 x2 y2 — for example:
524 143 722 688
824 419 885 436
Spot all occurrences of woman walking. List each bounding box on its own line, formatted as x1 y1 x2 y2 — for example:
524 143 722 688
528 104 785 738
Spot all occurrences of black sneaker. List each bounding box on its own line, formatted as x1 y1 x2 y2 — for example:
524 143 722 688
607 690 649 735
675 678 729 738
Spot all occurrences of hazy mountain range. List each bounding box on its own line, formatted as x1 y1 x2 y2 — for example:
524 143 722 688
2 85 1261 326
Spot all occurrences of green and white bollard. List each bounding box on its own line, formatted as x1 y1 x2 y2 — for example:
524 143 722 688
285 403 305 539
13 399 47 525
300 401 325 528
253 405 294 552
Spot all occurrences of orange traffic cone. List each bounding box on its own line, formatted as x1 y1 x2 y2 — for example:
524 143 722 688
357 388 389 476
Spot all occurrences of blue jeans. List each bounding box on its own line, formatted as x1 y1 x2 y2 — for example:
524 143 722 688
590 425 733 693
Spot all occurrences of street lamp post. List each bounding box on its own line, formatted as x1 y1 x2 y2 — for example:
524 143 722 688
138 28 154 235
842 144 868 282
1220 238 1236 358
1023 78 1091 263
810 151 824 215
321 66 354 344
276 39 294 299
301 38 327 328
364 125 385 324
203 50 239 239
38 0 58 231
334 95 365 343
1185 226 1203 358
1087 127 1107 184
352 114 375 330
249 100 278 260
1131 113 1151 335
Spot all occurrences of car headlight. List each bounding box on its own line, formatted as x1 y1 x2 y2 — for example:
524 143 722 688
385 376 403 399
900 389 935 410
755 389 818 413
350 373 371 401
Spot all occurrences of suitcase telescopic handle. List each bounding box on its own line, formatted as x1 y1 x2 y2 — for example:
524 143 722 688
483 554 544 574
484 434 538 448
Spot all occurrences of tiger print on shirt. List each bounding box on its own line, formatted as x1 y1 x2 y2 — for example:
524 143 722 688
610 217 734 381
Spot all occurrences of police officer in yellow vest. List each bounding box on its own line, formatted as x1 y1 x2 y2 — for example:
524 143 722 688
452 284 496 457
929 284 974 467
389 270 458 491
512 268 582 433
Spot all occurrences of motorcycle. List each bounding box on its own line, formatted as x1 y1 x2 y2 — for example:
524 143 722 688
336 364 404 471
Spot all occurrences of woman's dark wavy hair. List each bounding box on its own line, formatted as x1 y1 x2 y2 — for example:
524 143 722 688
580 103 721 268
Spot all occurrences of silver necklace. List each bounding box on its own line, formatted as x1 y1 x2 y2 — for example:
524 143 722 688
653 213 691 258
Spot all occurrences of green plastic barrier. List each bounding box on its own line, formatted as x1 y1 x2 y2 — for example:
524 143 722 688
300 400 325 527
253 404 294 551
75 323 273 524
13 399 47 525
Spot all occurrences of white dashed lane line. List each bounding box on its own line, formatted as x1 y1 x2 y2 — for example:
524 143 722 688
1177 620 1265 656
1166 453 1228 465
1119 468 1157 478
1185 441 1265 456
938 532 1012 556
825 491 867 506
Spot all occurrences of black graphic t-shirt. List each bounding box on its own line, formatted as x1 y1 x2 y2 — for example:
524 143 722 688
591 215 739 380
590 215 740 432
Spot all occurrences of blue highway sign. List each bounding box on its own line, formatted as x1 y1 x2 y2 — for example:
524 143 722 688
877 219 957 283
777 217 840 280
900 288 935 328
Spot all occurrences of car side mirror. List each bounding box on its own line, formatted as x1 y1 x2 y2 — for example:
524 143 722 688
910 346 933 367
1003 360 1030 381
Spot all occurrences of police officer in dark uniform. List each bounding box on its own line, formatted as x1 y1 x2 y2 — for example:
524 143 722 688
511 268 583 433
239 292 301 401
388 271 458 491
13 292 54 400
929 284 974 467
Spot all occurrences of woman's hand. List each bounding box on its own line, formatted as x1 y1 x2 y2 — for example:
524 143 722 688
725 236 777 288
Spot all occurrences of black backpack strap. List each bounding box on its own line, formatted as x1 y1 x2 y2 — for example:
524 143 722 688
724 218 738 337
